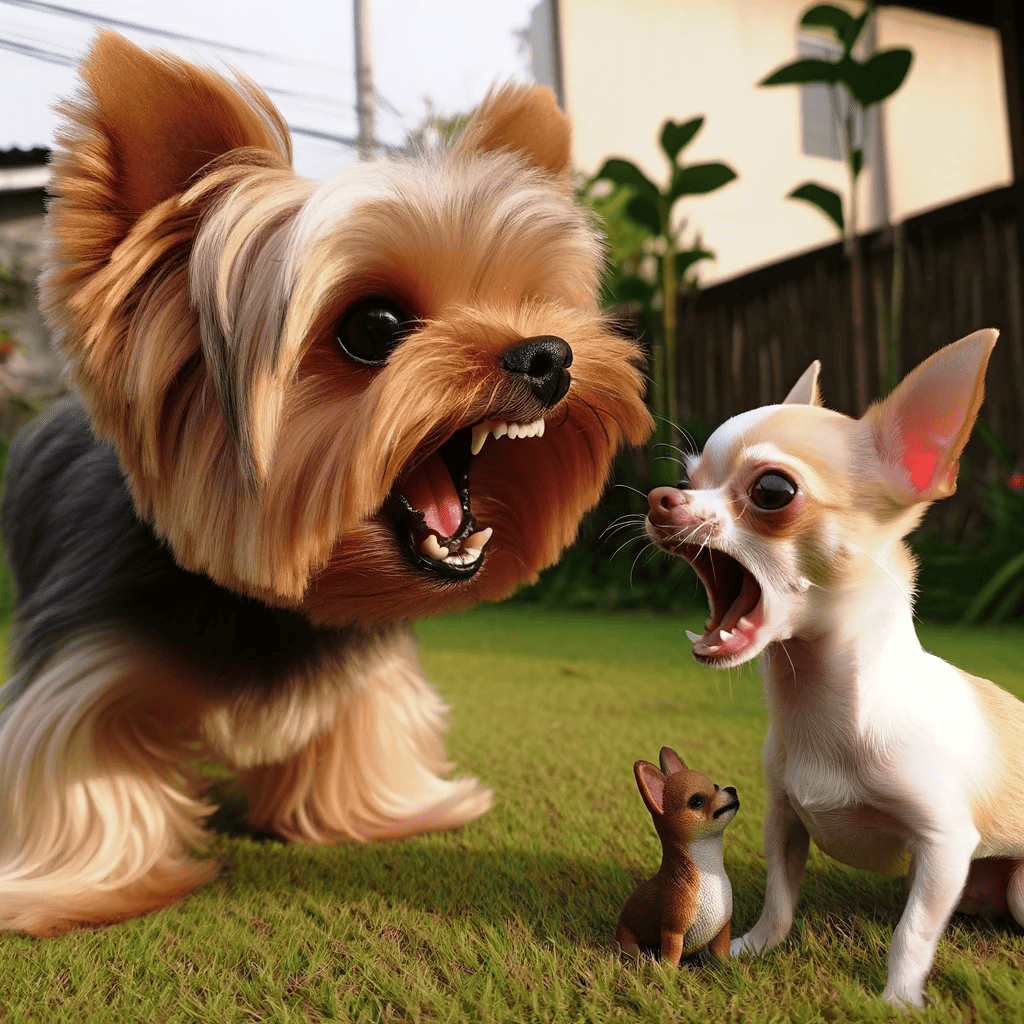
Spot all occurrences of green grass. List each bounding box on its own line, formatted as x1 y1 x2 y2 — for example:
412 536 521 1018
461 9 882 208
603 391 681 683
1 606 1023 1022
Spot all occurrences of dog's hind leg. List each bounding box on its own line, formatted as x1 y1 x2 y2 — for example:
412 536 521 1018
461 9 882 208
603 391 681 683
0 632 218 935
240 629 492 843
1005 859 1024 925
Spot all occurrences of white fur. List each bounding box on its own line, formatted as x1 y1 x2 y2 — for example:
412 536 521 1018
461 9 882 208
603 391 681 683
650 333 1011 1008
684 835 733 955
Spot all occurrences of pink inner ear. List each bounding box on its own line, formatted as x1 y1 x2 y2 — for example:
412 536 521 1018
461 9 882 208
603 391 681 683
636 763 666 816
900 420 957 495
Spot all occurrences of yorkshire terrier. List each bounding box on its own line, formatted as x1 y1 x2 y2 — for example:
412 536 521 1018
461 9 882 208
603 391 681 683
0 31 652 934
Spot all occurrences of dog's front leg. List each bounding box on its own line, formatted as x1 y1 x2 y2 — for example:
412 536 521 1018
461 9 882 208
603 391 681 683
242 627 492 842
731 786 809 955
882 830 977 1009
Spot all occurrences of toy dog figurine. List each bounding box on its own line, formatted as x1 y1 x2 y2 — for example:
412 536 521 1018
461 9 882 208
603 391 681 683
0 32 652 934
616 747 739 964
645 330 1024 1008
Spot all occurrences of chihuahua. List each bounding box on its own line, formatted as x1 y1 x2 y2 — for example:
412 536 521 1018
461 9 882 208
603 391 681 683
646 329 1023 1007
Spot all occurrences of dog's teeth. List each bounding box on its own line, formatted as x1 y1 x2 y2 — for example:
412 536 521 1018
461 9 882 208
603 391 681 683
685 629 703 644
463 527 493 551
472 419 546 450
737 616 753 631
471 423 490 456
419 535 449 561
719 628 734 641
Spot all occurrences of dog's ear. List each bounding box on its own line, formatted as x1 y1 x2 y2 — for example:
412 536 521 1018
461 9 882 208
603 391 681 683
68 30 291 216
863 329 997 504
659 747 688 775
454 83 572 184
634 760 667 817
783 361 822 407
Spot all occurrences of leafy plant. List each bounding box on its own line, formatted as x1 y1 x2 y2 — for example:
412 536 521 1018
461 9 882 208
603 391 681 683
959 424 1024 624
761 2 912 410
914 422 1024 624
591 118 736 474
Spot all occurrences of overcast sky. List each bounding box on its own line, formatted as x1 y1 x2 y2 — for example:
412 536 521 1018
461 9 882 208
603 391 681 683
0 0 541 178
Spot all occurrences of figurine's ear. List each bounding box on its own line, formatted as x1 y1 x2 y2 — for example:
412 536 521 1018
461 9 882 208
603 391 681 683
783 361 822 406
659 747 688 775
634 760 666 817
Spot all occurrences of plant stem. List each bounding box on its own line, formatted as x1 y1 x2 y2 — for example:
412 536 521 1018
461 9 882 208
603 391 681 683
662 242 678 444
846 112 869 414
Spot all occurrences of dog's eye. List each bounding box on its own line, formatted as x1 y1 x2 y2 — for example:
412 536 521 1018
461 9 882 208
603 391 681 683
676 467 691 490
688 793 706 810
336 298 416 365
750 472 797 510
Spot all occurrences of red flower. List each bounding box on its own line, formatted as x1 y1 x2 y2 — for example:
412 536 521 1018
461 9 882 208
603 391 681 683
1008 472 1024 493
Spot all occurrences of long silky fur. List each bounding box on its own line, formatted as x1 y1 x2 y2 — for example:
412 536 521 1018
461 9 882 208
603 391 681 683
1 31 653 934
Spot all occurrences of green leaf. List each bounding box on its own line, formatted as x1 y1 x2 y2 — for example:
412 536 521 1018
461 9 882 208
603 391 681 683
593 158 660 206
842 48 913 106
799 4 870 53
800 5 855 43
660 117 704 163
760 57 840 88
961 550 1024 624
668 162 737 202
615 275 656 305
845 7 872 52
625 194 662 236
789 182 845 233
850 147 864 179
675 247 716 278
976 420 1013 472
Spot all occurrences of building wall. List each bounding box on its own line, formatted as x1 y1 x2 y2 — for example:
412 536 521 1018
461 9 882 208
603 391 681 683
877 6 1012 221
556 0 1011 285
0 190 62 402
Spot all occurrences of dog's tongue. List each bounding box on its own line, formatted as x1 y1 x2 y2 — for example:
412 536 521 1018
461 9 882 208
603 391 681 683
402 453 463 538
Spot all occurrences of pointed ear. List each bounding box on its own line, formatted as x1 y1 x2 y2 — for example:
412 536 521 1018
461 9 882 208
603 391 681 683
454 83 572 184
659 747 688 775
634 761 667 817
863 329 997 504
73 30 291 215
783 361 822 406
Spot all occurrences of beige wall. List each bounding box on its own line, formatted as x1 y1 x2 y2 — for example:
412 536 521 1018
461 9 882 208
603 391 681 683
877 6 1012 220
557 0 1011 285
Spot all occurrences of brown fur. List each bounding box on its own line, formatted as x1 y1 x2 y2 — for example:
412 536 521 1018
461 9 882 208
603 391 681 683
616 748 737 965
0 32 653 934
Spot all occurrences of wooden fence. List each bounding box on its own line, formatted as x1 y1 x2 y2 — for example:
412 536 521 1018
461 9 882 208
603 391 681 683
675 184 1024 479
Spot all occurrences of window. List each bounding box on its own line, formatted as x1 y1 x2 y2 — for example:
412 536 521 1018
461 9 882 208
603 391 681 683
799 35 865 161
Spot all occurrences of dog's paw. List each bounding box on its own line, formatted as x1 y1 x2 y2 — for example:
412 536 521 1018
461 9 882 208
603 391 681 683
729 932 765 957
881 984 927 1010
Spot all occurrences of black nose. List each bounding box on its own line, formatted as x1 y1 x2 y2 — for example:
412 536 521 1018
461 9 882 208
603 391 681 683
724 786 738 797
500 336 573 408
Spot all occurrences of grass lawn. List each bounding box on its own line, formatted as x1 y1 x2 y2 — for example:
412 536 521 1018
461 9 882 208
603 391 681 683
1 604 1023 1022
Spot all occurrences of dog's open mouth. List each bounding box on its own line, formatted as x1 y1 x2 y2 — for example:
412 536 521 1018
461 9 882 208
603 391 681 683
675 544 764 663
390 416 546 580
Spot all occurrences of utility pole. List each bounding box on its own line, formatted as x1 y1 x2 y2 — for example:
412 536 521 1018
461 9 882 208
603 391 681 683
353 0 379 160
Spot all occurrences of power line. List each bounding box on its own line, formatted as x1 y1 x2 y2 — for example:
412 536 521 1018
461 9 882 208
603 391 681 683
0 2 408 124
0 35 74 66
0 36 362 150
0 0 339 71
3 25 353 110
